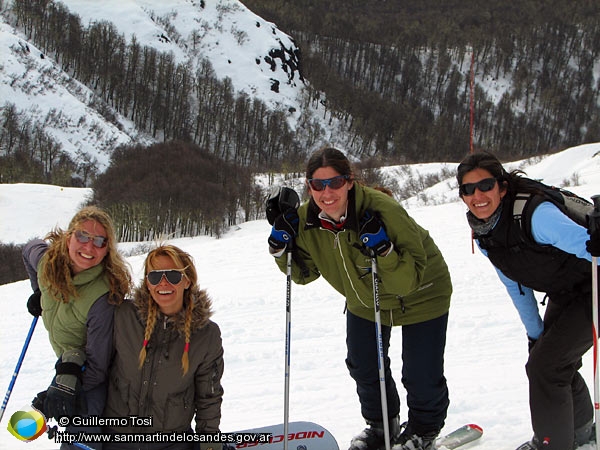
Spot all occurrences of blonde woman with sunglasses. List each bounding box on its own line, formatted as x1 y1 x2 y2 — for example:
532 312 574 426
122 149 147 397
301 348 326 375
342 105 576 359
22 205 132 449
102 244 224 450
267 146 452 450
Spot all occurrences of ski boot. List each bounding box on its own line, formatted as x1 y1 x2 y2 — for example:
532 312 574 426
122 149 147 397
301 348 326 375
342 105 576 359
391 421 438 450
515 437 543 450
348 416 401 450
516 420 595 450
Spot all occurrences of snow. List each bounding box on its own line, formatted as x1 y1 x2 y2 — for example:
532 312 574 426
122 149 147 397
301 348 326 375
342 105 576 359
1 143 600 449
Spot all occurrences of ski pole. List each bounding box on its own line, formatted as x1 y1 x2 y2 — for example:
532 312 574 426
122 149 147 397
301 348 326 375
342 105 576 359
590 194 600 446
371 255 391 450
0 316 38 424
284 243 293 450
267 186 300 450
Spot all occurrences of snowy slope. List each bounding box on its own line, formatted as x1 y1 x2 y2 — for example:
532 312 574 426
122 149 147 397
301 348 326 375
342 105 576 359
1 143 600 449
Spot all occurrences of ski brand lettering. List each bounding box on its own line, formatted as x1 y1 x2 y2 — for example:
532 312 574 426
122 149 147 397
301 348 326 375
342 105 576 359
236 429 326 448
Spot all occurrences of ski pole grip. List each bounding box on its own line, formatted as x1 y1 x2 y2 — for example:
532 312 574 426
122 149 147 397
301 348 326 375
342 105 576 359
593 195 600 212
591 195 600 234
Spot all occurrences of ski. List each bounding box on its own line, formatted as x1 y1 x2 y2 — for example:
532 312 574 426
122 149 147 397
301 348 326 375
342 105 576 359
436 424 483 449
231 421 339 450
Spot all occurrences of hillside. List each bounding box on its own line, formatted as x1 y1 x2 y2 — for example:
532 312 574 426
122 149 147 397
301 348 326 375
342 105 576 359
2 0 599 188
0 0 326 183
243 0 600 161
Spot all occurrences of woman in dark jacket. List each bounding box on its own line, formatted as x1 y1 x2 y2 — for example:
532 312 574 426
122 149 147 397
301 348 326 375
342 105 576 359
267 146 452 450
103 244 224 450
457 151 599 450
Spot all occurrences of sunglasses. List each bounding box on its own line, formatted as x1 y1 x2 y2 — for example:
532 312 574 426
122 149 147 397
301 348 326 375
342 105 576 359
74 230 108 248
146 269 186 286
307 175 350 191
459 177 497 196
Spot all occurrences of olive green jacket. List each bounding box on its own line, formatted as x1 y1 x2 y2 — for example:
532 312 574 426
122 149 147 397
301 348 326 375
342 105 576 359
104 292 224 438
274 184 452 326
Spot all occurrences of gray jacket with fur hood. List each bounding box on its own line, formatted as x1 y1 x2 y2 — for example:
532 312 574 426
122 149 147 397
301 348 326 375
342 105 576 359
103 288 224 444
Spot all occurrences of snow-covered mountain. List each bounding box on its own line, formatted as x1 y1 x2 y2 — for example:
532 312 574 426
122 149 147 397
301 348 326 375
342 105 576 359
0 0 316 172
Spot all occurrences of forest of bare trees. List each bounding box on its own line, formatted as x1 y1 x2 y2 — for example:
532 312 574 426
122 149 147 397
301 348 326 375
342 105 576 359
244 0 600 161
91 141 259 240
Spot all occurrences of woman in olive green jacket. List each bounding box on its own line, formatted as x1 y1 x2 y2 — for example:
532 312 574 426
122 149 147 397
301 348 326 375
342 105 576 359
267 147 452 450
103 244 224 450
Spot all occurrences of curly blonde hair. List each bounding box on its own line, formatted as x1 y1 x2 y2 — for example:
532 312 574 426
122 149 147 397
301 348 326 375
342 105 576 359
40 205 132 304
136 244 211 375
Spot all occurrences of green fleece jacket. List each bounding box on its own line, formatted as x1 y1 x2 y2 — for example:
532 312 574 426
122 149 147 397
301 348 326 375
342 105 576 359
275 184 452 326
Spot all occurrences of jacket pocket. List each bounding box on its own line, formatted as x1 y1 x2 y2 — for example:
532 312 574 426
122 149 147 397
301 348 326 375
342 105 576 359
106 375 132 417
163 385 194 431
379 294 405 311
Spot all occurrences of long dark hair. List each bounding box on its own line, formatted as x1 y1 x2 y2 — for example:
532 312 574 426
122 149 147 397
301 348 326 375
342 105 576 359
306 146 354 179
456 151 538 197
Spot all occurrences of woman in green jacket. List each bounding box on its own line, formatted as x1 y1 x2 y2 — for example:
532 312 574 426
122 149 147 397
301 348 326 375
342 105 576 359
23 205 132 449
267 147 452 450
103 244 224 450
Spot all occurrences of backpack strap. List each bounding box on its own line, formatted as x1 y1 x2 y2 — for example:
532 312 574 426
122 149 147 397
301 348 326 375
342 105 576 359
512 191 547 244
513 192 532 234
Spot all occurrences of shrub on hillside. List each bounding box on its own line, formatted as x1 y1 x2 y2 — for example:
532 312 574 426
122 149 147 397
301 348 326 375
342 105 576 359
0 243 28 285
92 141 254 241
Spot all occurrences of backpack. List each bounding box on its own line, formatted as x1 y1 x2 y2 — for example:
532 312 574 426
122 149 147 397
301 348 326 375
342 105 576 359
512 178 593 241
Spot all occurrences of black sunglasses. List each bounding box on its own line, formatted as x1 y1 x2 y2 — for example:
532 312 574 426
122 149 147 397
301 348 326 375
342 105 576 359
307 175 350 191
146 269 186 286
74 230 108 248
459 177 497 196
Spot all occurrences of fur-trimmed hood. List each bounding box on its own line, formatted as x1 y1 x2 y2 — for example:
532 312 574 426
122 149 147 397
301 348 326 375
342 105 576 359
132 287 213 335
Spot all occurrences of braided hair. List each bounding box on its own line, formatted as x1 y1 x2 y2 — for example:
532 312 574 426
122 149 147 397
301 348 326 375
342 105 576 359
136 244 209 376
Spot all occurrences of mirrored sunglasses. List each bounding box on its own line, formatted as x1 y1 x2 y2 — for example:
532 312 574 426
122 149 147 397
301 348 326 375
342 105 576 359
459 177 497 196
307 175 350 191
74 230 108 248
146 269 185 286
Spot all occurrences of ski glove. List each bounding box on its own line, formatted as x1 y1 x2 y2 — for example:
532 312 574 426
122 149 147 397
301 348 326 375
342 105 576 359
359 210 392 257
44 349 87 419
268 209 299 250
31 390 47 415
586 228 600 257
527 336 537 353
27 289 42 317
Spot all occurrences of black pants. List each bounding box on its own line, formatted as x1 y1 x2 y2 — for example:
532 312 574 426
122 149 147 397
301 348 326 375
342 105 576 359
345 310 449 434
526 292 594 450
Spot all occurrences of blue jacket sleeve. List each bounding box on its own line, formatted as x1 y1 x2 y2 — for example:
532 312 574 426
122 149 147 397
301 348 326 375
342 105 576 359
531 201 596 263
478 245 544 339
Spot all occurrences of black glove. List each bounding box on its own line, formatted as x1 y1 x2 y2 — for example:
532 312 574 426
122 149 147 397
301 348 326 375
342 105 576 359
266 187 300 225
359 210 392 256
44 349 86 419
31 390 47 415
27 289 42 317
587 228 600 257
268 209 299 250
527 336 537 353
